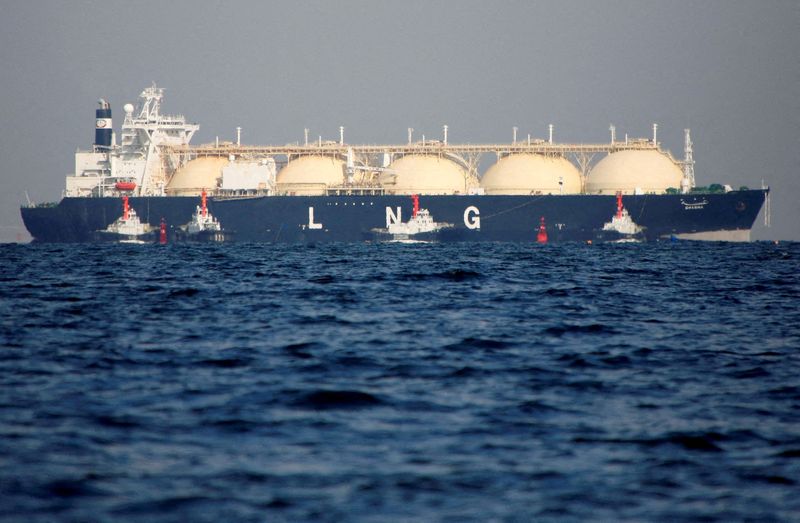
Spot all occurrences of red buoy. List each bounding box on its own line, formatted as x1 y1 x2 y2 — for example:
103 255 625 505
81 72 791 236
616 191 624 219
122 195 130 221
537 216 548 243
201 189 208 217
159 218 167 244
411 194 419 218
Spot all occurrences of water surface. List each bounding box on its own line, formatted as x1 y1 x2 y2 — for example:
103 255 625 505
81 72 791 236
1 242 798 521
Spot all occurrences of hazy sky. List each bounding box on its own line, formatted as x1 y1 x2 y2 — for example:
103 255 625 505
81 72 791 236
1 0 797 241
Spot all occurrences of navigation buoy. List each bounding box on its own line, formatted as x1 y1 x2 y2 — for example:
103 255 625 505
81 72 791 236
411 193 420 218
537 216 548 243
159 218 167 244
122 195 130 221
201 188 208 218
616 191 624 219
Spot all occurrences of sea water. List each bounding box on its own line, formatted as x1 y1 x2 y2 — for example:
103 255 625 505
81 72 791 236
0 241 798 522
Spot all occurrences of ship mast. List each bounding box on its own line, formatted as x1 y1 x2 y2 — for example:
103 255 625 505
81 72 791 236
681 129 695 193
137 84 164 121
117 83 199 196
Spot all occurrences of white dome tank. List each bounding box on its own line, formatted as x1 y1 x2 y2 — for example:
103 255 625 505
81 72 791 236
480 154 582 195
166 156 227 196
380 155 469 195
586 150 683 195
276 156 345 196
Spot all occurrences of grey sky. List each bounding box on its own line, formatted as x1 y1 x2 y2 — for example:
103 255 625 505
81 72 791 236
1 0 797 241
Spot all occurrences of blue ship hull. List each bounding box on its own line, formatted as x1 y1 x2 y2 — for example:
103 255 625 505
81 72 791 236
21 190 767 243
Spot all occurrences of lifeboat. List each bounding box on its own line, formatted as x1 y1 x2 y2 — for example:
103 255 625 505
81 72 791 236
115 181 137 191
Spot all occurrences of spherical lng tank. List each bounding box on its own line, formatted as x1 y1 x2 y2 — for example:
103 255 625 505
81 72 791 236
586 150 683 195
276 156 345 196
379 155 470 195
480 154 582 195
165 156 228 196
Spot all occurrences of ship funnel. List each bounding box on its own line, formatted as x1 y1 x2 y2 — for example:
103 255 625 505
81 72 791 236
95 98 112 149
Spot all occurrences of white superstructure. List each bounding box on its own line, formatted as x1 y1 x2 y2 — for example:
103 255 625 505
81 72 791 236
66 84 198 197
187 208 222 234
186 191 222 234
100 196 153 242
602 208 642 236
602 192 643 236
386 208 451 236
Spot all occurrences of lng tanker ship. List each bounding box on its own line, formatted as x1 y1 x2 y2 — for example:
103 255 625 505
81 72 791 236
21 85 768 243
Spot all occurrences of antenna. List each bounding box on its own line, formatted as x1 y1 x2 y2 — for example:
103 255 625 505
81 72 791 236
443 125 448 145
548 124 554 144
652 123 658 145
138 83 164 120
339 126 344 145
408 127 413 144
236 127 242 146
609 124 616 144
304 128 309 146
513 126 518 144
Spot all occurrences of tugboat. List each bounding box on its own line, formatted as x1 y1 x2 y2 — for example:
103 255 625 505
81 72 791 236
175 189 233 242
93 196 154 243
372 194 453 242
597 192 645 243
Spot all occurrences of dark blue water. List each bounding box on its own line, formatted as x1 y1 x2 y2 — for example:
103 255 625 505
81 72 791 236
1 242 799 522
